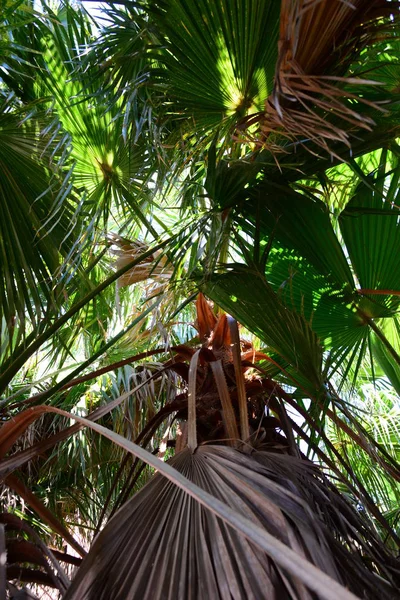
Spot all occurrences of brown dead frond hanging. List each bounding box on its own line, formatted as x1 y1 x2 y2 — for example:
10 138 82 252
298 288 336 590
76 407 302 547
240 0 399 156
107 233 171 287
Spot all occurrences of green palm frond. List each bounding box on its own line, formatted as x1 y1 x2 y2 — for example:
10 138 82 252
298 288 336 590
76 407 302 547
0 100 81 348
17 1 157 242
85 3 155 143
215 150 400 390
339 151 400 313
147 0 280 147
0 0 45 102
202 265 324 395
325 392 400 524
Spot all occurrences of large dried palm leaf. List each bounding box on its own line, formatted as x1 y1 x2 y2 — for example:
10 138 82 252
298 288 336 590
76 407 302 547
244 0 399 154
64 445 398 600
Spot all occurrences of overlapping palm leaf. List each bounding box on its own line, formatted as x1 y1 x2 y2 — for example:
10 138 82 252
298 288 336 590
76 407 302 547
247 0 400 155
202 148 400 393
0 3 164 392
0 97 82 355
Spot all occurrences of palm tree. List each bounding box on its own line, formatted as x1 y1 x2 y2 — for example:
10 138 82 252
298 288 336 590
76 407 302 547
1 0 400 598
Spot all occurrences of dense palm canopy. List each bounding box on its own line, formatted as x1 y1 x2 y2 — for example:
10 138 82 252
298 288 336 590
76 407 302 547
1 0 400 598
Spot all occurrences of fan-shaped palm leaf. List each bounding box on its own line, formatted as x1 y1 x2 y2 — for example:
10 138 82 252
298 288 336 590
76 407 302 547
0 100 81 349
64 445 398 600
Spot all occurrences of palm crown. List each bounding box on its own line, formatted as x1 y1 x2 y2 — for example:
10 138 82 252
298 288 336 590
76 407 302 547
1 1 400 598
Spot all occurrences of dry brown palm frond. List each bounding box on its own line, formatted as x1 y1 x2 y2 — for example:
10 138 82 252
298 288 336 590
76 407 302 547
63 445 399 600
107 233 172 287
240 0 399 155
0 513 70 595
195 293 218 340
277 0 390 77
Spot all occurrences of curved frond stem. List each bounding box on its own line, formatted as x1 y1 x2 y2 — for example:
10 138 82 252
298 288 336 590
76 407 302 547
187 349 200 451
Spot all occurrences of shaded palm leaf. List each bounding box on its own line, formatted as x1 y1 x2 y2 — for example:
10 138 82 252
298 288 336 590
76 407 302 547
0 0 44 103
86 3 156 144
339 154 400 313
0 513 70 594
202 266 324 395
